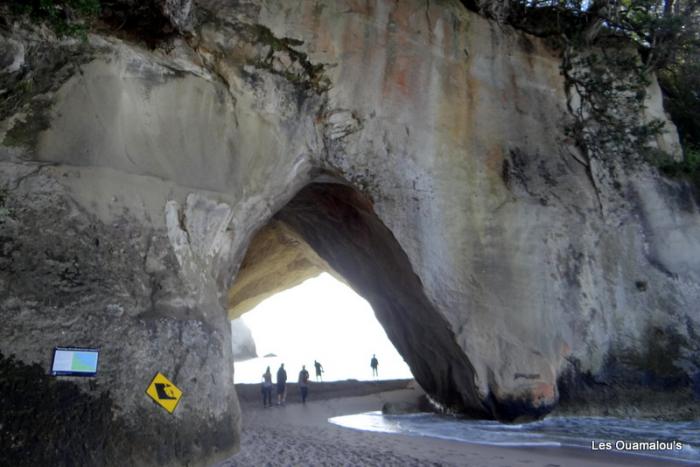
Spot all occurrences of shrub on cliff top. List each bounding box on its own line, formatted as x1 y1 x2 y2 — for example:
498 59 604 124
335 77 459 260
465 0 700 186
5 0 101 37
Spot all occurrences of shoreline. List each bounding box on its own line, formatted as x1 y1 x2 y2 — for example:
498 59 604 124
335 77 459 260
234 378 415 404
331 418 697 466
220 380 695 466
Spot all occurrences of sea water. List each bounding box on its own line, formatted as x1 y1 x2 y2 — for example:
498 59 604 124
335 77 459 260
329 412 700 463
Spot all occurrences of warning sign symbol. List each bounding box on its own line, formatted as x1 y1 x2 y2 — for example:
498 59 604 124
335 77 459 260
146 372 182 414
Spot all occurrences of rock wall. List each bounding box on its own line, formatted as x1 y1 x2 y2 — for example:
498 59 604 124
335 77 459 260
246 0 700 416
1 0 699 464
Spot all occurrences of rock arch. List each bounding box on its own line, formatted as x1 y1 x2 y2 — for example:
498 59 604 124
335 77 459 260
228 179 494 417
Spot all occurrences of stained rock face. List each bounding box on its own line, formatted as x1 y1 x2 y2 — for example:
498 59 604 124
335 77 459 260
1 0 699 465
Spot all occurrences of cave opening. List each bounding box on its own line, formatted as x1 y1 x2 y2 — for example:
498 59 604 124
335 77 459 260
227 179 489 417
231 272 413 383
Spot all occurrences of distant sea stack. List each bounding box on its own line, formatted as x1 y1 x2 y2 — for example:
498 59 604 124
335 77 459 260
231 319 257 361
1 0 698 465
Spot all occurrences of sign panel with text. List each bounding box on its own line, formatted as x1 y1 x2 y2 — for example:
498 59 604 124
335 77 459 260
51 347 99 377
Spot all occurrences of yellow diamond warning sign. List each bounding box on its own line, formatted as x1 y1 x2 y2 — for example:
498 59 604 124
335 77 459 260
146 372 182 414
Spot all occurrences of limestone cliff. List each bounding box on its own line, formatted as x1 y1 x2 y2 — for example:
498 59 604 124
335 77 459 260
1 1 698 465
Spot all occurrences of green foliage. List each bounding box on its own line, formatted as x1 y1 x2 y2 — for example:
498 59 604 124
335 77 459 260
562 44 665 163
657 146 700 188
6 0 101 37
657 31 700 150
470 0 700 172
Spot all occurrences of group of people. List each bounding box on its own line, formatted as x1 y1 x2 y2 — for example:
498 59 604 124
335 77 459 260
260 355 380 407
261 362 315 407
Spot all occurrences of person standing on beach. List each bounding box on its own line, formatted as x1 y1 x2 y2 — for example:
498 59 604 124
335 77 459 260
298 365 310 403
314 360 324 381
370 354 379 377
261 366 273 408
276 363 287 405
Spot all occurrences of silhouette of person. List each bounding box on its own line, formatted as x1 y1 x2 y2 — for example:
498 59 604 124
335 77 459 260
261 366 273 408
370 354 379 377
298 365 310 403
276 363 287 405
314 360 324 381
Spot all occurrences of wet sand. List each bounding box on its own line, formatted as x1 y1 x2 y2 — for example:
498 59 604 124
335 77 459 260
219 380 694 466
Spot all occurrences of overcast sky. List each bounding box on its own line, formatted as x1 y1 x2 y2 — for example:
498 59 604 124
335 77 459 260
234 273 413 383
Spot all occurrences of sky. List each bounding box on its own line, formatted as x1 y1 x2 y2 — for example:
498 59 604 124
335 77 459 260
232 273 414 384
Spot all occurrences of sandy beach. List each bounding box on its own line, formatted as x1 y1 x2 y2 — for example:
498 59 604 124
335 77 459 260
218 380 692 467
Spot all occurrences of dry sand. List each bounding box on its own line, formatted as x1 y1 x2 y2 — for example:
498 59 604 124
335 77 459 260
219 380 694 466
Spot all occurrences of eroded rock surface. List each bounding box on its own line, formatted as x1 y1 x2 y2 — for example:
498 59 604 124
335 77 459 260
1 0 699 464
